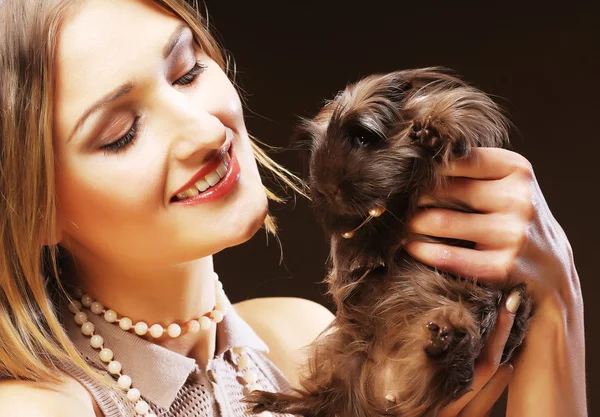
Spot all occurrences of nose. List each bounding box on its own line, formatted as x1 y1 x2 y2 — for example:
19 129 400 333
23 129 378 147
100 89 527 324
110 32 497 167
171 111 227 164
315 181 343 202
157 89 228 164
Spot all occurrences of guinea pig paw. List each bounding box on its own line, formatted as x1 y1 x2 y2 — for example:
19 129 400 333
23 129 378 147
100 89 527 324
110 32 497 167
408 117 442 151
425 321 455 357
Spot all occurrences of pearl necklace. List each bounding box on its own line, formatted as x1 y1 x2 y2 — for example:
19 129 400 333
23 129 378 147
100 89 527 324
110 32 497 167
68 273 266 416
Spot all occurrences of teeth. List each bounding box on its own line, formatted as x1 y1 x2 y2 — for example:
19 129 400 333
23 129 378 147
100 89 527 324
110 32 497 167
205 171 220 186
184 188 199 198
216 163 227 178
174 158 230 201
195 178 210 192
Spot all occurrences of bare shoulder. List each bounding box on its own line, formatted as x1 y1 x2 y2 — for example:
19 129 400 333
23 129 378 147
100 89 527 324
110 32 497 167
0 375 98 416
233 297 334 388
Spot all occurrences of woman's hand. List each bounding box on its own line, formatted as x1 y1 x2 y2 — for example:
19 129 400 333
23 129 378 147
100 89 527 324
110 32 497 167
437 290 520 417
405 148 587 416
406 147 578 306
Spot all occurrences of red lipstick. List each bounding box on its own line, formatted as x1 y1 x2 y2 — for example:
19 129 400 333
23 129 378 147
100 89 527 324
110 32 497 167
170 146 240 206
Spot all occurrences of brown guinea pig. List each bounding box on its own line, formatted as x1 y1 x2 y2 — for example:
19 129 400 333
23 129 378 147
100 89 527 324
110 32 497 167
244 68 533 417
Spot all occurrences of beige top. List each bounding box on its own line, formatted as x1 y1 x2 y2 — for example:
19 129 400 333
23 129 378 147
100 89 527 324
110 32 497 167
58 295 295 417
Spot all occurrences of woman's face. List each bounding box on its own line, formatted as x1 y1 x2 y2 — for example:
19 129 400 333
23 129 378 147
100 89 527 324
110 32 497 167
53 0 268 266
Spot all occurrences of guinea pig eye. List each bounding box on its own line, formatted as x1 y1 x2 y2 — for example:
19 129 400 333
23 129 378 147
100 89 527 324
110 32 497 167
346 126 383 148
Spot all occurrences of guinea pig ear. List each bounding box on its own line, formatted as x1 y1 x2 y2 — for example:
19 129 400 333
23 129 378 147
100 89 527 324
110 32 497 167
290 117 319 150
290 117 322 176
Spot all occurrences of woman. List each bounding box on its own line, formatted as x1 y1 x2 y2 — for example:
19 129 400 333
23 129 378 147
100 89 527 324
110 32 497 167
0 0 586 416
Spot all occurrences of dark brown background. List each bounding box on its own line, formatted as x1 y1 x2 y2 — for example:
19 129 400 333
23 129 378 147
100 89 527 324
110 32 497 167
206 2 599 415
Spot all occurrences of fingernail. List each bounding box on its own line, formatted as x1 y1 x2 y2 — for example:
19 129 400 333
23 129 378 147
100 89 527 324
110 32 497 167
505 290 522 314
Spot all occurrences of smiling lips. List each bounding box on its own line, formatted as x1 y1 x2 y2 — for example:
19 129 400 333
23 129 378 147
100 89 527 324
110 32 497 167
170 143 241 205
173 152 231 201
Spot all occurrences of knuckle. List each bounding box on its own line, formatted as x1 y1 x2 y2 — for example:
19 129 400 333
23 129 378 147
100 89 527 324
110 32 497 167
487 262 507 280
514 159 535 181
504 186 535 219
482 258 509 279
499 252 514 277
510 153 533 171
500 217 527 248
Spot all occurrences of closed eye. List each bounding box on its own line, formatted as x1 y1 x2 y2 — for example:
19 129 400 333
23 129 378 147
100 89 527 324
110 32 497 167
101 61 207 154
173 61 207 86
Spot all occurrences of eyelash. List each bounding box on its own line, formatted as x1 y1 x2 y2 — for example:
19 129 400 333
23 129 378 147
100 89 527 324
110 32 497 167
102 61 207 154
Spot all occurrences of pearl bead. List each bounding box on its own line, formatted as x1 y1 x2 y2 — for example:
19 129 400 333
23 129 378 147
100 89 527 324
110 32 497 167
216 295 228 314
118 375 132 390
134 399 149 415
134 321 148 336
74 312 88 325
99 348 113 363
243 369 258 384
90 335 104 349
238 354 249 369
342 230 355 239
187 320 200 333
368 206 385 217
72 287 83 298
90 301 104 315
210 310 224 323
215 294 226 309
107 360 122 375
68 300 82 314
68 278 234 415
199 316 212 330
119 317 132 330
127 388 140 402
81 322 95 336
385 393 397 403
81 294 93 307
167 323 181 338
104 310 117 323
149 324 164 338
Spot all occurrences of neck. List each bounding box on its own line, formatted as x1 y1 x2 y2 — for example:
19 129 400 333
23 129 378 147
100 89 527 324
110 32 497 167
62 252 220 370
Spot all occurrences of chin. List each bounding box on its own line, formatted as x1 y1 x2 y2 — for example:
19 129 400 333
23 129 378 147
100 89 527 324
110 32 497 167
230 195 269 246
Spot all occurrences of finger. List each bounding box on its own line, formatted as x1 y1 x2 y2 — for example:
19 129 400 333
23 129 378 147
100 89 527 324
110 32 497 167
440 148 531 180
438 291 520 416
408 209 520 248
404 241 511 283
417 177 527 214
475 290 520 371
457 363 514 417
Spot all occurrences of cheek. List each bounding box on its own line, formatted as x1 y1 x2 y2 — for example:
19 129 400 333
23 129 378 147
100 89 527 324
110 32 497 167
56 156 162 231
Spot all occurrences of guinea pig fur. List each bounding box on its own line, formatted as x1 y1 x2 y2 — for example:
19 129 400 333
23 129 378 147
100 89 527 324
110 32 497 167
244 67 533 417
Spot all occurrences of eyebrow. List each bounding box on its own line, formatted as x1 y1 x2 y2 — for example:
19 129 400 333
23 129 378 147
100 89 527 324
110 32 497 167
67 22 190 142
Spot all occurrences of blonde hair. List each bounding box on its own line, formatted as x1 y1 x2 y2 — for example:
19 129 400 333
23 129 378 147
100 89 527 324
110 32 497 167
0 0 305 386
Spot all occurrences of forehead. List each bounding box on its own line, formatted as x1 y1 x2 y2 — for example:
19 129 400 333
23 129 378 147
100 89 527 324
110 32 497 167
54 0 184 139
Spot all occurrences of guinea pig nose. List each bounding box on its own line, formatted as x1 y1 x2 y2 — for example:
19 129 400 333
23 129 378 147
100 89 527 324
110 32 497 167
315 182 339 199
